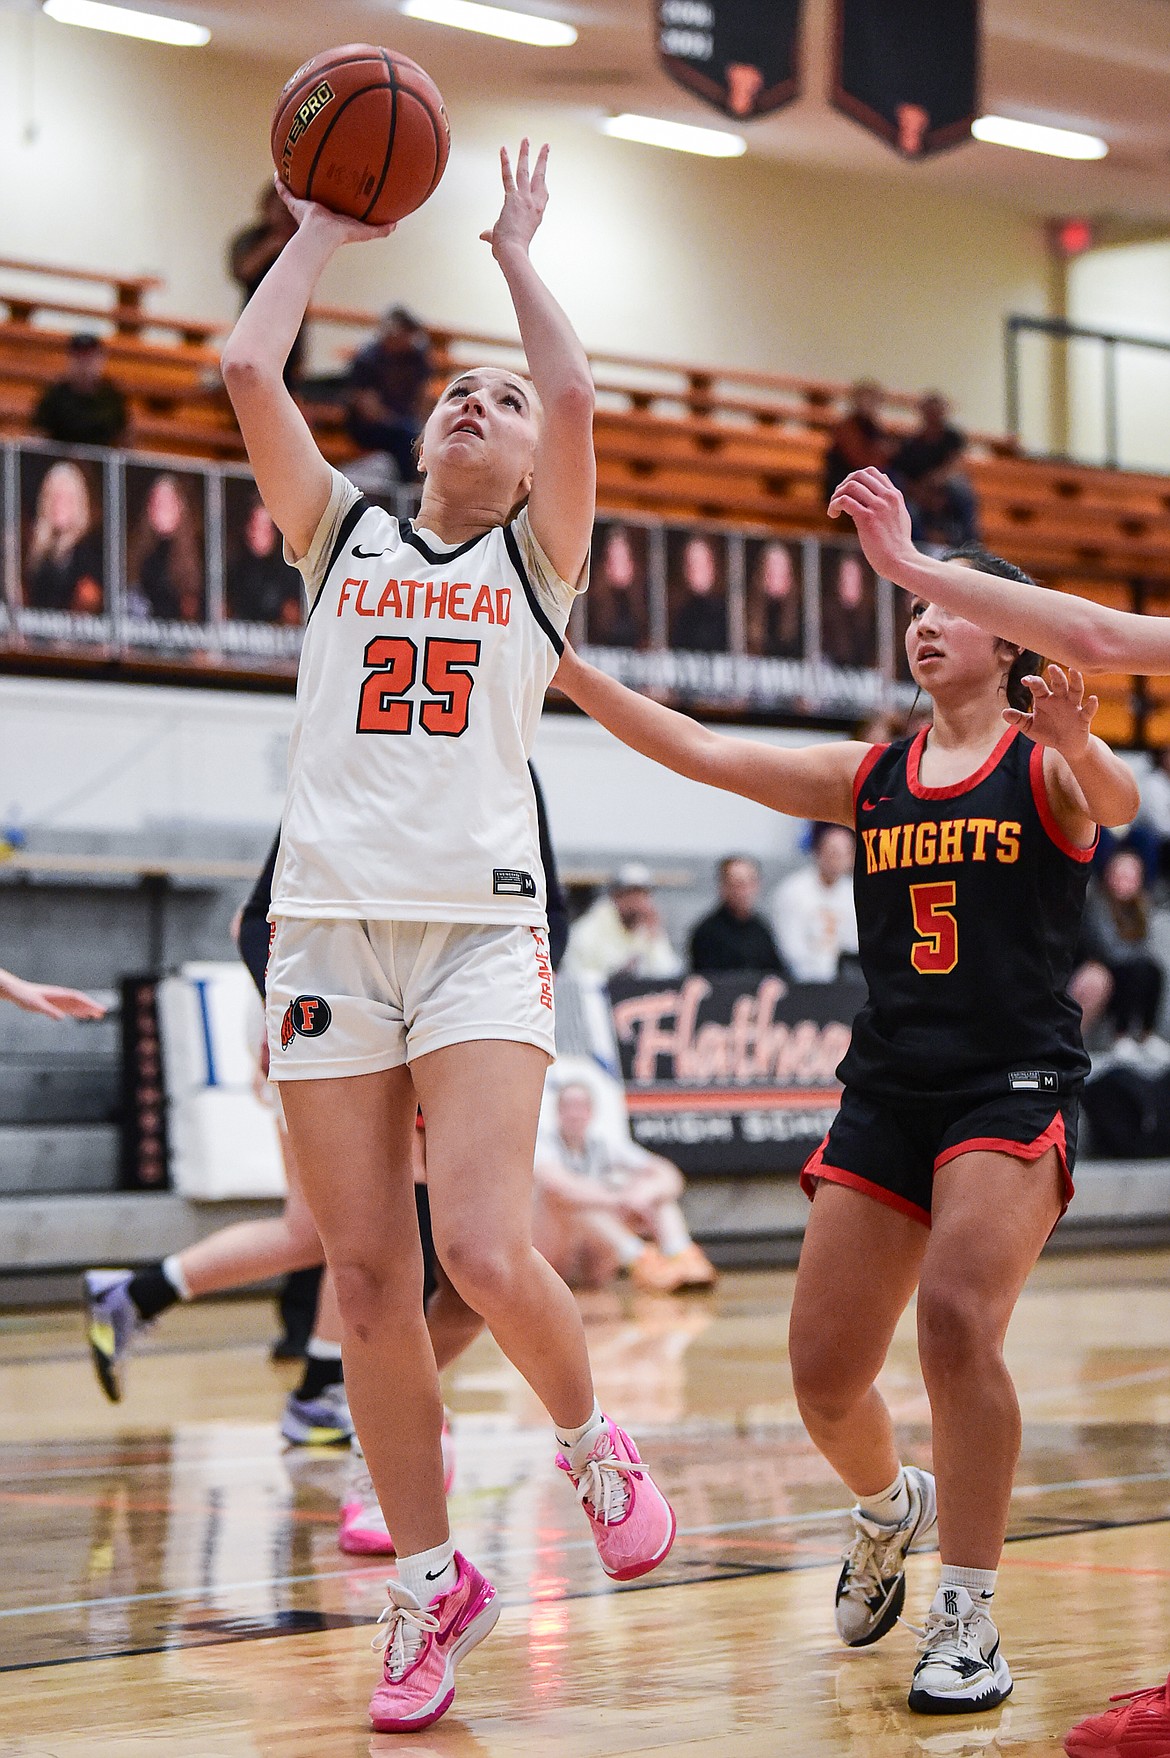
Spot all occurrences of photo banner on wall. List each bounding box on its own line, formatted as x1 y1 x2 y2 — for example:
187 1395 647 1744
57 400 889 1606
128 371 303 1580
831 0 981 158
657 0 804 120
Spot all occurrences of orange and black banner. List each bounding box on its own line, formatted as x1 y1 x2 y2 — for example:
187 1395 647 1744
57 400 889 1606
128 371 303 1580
831 0 981 158
656 0 804 120
607 971 866 1175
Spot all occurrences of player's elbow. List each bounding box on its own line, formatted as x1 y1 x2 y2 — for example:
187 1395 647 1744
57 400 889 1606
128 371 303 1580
1104 775 1141 829
220 348 275 397
548 375 595 425
1065 608 1126 673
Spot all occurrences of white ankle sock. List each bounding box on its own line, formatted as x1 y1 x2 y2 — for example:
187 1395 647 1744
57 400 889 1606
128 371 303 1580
656 1207 693 1258
939 1563 997 1604
555 1397 605 1460
858 1468 911 1527
161 1254 191 1301
396 1539 456 1604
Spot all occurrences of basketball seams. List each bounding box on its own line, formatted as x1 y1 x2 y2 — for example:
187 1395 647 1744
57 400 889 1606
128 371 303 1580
304 81 392 208
270 56 386 162
359 50 400 225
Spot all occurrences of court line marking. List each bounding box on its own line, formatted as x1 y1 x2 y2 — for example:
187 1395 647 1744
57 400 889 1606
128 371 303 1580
5 1465 1170 1624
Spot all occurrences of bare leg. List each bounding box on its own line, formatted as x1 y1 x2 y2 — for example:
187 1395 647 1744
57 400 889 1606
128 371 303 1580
788 1182 928 1497
177 1119 323 1298
279 1068 449 1558
918 1146 1064 1568
412 1040 595 1430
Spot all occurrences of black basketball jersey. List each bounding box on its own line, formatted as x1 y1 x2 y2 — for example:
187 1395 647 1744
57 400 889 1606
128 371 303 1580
839 726 1093 1103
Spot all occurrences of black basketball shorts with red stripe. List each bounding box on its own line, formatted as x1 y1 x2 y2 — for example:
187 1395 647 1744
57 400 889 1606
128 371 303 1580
800 1081 1080 1228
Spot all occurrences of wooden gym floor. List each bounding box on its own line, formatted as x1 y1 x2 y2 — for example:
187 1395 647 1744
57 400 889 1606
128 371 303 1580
2 1257 1170 1756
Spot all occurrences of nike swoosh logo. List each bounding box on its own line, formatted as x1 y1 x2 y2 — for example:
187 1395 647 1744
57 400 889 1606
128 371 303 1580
352 545 390 559
861 797 894 810
425 1567 451 1582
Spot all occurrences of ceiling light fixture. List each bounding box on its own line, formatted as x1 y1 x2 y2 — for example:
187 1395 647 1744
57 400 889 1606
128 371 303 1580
43 0 209 44
401 0 576 47
971 115 1107 161
600 113 746 158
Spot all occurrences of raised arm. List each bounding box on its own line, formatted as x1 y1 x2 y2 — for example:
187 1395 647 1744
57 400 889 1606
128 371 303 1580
481 142 595 584
220 185 393 560
554 645 866 825
829 467 1170 675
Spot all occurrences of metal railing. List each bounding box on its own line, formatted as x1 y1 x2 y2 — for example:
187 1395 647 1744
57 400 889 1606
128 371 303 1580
1006 312 1170 472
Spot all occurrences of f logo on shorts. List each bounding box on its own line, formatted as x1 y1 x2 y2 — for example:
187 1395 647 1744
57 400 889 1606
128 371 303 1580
280 994 333 1049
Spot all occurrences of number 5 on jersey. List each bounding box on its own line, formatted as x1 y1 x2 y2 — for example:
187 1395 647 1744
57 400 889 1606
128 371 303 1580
909 880 958 975
357 636 481 738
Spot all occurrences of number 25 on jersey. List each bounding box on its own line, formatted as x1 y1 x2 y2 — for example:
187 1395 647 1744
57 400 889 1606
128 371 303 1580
909 881 958 975
356 636 481 738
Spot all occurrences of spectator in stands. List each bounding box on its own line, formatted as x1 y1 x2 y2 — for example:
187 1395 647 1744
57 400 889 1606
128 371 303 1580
1081 847 1170 1068
566 862 682 983
746 539 802 658
590 522 649 649
690 855 786 976
126 472 204 623
891 391 979 548
532 1081 716 1292
23 460 104 614
33 334 127 450
227 493 301 624
669 533 728 652
229 186 302 384
345 305 434 482
824 380 894 501
1137 747 1170 884
770 823 858 982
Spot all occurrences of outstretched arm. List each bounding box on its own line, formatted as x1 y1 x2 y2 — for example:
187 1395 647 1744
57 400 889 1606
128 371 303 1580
481 142 595 584
0 968 106 1021
554 645 866 825
829 467 1170 675
220 184 393 560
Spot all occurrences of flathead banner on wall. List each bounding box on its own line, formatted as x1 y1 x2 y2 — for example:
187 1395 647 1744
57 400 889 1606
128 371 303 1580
831 0 981 158
607 971 866 1174
657 0 804 120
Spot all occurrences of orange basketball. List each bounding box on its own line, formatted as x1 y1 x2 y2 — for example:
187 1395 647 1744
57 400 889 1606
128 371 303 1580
271 44 450 226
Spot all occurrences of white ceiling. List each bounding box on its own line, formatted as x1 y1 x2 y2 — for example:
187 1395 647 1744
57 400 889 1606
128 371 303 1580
24 0 1170 223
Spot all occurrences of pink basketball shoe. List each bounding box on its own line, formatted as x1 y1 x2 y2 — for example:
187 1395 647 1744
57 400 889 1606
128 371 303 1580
368 1552 498 1733
557 1416 676 1581
340 1419 456 1557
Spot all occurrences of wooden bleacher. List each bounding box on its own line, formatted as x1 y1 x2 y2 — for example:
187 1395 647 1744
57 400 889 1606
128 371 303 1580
2 252 1168 742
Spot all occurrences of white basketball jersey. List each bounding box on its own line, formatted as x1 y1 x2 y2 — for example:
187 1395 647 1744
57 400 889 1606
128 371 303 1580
271 470 582 926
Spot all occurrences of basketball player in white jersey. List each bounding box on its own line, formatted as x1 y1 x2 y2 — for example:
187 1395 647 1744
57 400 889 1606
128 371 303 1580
219 142 675 1734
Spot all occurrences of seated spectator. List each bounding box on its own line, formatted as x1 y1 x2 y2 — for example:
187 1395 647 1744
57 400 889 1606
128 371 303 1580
824 380 894 501
690 855 786 976
34 334 127 450
229 186 302 383
24 460 104 614
1081 847 1170 1068
227 494 301 624
1136 747 1170 885
532 1081 716 1292
566 863 682 983
345 305 434 482
891 391 978 548
770 824 858 982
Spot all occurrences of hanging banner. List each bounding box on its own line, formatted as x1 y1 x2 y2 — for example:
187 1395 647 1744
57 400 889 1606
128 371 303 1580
657 0 804 120
832 0 981 158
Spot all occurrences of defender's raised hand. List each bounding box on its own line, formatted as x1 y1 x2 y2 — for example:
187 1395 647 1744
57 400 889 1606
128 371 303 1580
828 467 917 582
480 139 549 257
1003 663 1098 760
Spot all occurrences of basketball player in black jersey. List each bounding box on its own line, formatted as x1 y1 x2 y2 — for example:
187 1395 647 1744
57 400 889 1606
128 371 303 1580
555 565 1138 1716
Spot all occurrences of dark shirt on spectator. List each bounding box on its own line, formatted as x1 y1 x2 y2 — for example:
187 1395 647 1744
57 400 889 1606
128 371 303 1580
34 380 126 448
893 425 965 486
349 336 433 422
690 905 785 976
825 413 891 496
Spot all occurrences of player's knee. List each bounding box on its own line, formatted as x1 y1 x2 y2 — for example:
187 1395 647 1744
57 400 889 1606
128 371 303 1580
436 1228 526 1316
916 1281 991 1377
330 1253 414 1341
788 1320 871 1424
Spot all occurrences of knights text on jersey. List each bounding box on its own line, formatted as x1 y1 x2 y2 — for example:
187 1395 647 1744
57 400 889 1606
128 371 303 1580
271 470 584 925
839 726 1095 1103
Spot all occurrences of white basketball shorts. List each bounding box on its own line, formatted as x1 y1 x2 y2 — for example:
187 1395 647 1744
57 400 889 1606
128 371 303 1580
266 917 556 1080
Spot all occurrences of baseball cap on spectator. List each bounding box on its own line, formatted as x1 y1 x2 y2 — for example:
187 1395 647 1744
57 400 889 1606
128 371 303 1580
614 862 654 891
